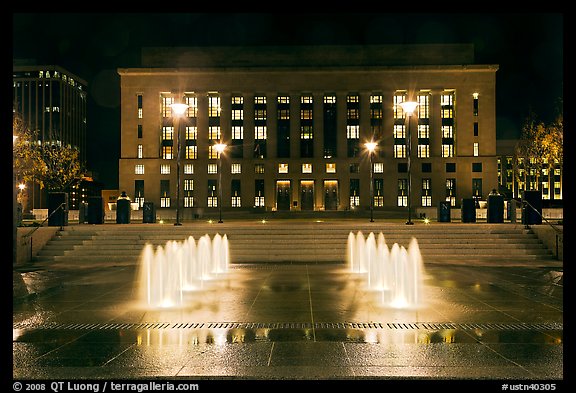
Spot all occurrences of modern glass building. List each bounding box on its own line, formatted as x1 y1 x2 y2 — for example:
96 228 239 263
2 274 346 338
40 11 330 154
13 63 88 210
118 44 499 216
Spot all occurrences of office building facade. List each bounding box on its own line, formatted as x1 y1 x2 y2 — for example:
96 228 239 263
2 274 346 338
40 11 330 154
118 45 498 216
13 63 88 210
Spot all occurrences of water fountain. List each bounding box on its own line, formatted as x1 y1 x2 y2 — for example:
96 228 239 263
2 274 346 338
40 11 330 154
347 231 424 308
137 234 229 308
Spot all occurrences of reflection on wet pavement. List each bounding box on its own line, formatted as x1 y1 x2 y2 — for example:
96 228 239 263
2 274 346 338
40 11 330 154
13 263 563 380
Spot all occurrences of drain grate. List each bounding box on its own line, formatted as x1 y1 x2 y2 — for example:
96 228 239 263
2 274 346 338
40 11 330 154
13 321 563 331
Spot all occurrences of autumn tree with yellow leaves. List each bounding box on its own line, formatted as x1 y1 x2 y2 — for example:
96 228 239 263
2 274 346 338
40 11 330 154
13 113 85 192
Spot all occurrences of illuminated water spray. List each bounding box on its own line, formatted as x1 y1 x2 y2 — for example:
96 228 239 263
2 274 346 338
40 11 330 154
347 231 424 308
137 234 229 308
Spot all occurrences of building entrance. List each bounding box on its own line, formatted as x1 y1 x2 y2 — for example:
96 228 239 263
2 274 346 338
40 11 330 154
276 180 291 211
300 180 314 211
324 180 338 210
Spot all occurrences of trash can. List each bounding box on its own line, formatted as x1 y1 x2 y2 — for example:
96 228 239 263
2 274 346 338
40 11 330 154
461 198 476 223
116 198 131 224
78 202 88 224
507 199 518 223
87 196 104 224
522 190 542 225
437 201 451 222
48 192 68 227
487 194 504 223
143 201 156 223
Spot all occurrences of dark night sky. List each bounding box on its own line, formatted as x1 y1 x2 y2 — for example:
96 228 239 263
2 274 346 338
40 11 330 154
12 13 564 190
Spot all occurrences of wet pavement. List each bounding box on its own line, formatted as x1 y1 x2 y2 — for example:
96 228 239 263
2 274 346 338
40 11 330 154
12 236 564 386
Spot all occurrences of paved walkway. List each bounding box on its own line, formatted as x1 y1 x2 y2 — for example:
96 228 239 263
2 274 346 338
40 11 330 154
12 222 564 387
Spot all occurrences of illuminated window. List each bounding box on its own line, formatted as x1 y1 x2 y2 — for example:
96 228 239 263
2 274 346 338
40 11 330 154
441 91 455 158
473 142 479 157
208 126 221 140
134 180 144 208
278 163 289 174
326 163 336 173
255 164 265 174
302 163 312 173
162 146 173 160
255 126 267 140
231 179 241 208
184 164 194 174
208 95 220 117
418 145 429 158
137 144 143 158
208 164 218 174
374 179 384 207
184 182 195 207
418 125 429 139
397 179 408 207
135 164 145 175
231 163 241 174
422 178 432 207
373 163 384 173
394 92 406 119
254 179 265 207
417 92 430 118
186 146 197 160
350 179 360 208
186 126 197 140
185 95 197 118
163 126 174 141
232 109 243 120
446 178 456 206
161 95 173 118
472 178 483 199
347 125 360 139
300 125 313 139
232 126 243 139
160 164 171 174
394 145 406 159
160 180 170 208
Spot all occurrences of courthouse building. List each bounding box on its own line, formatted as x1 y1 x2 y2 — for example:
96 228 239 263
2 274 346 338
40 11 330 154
117 44 499 216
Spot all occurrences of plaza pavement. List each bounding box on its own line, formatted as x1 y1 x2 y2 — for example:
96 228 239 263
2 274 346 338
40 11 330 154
12 219 565 389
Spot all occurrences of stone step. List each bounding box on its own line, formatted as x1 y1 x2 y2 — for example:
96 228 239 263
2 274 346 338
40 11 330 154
34 223 555 266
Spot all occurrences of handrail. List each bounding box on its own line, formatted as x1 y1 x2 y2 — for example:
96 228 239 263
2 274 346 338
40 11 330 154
519 197 563 260
520 198 563 234
21 202 67 241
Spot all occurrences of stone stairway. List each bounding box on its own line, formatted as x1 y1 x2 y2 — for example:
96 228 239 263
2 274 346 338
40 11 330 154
33 221 560 268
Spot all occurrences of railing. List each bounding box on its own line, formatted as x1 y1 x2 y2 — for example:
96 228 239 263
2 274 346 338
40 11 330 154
521 198 563 259
20 202 66 261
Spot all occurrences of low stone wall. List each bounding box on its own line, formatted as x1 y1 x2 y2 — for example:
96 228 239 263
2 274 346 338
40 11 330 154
16 226 59 265
530 225 563 261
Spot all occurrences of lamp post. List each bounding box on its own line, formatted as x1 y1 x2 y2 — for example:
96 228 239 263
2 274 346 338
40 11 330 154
214 143 227 223
364 141 377 222
399 101 418 225
171 102 189 226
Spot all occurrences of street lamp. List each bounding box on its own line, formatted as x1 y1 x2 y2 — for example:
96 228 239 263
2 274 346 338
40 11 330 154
399 101 419 225
171 102 189 226
364 141 377 222
214 143 227 223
